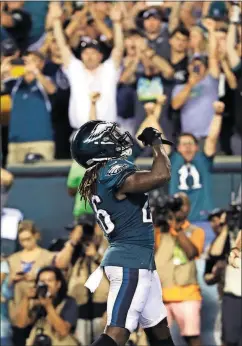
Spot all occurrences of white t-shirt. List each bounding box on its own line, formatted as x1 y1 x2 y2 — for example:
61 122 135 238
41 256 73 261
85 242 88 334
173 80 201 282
64 55 120 129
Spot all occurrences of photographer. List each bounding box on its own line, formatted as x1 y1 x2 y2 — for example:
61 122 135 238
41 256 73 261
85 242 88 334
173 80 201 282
55 214 109 345
14 266 79 346
154 192 205 346
204 207 242 346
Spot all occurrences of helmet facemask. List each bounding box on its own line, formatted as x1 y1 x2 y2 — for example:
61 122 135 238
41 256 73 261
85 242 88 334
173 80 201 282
87 123 133 166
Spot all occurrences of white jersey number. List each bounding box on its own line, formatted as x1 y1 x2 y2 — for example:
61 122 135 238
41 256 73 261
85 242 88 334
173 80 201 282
91 195 115 235
142 194 152 223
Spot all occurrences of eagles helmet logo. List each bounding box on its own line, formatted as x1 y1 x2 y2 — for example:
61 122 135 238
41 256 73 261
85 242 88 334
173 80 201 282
107 163 129 176
84 122 113 144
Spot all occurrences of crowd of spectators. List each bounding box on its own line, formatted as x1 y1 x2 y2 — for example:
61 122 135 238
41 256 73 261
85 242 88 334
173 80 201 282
1 1 242 346
1 1 242 165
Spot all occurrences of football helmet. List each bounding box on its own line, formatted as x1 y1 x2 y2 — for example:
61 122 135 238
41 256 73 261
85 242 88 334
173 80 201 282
70 121 134 168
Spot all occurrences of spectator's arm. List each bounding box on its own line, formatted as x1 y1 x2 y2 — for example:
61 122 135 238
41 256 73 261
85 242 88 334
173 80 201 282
141 47 174 80
89 92 100 121
36 72 56 95
208 25 220 79
220 58 238 90
119 58 139 84
38 32 53 56
210 226 228 256
168 2 181 33
235 230 242 250
89 7 113 41
202 1 212 17
153 95 167 121
55 242 75 269
227 23 240 68
110 3 124 69
179 2 196 30
1 12 14 27
53 19 72 68
55 227 83 269
65 8 88 39
171 83 192 110
14 292 36 328
49 3 72 68
0 168 13 186
204 101 224 157
44 302 72 337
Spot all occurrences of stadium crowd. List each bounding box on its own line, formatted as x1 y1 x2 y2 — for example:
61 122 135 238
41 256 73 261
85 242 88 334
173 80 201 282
0 1 242 346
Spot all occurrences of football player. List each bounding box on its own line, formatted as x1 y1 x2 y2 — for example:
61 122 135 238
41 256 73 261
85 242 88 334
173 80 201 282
71 121 174 346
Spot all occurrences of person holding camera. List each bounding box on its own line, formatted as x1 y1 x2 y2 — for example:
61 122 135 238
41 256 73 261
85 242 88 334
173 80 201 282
55 214 109 345
204 208 242 346
14 266 79 346
155 192 205 346
8 220 56 346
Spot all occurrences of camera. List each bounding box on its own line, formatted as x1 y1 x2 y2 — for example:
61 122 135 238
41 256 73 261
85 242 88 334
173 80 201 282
65 214 96 243
208 203 241 232
35 282 49 299
226 202 241 231
149 193 183 229
33 328 52 346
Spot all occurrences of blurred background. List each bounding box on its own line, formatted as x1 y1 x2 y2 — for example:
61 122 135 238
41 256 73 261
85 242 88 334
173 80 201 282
0 1 241 346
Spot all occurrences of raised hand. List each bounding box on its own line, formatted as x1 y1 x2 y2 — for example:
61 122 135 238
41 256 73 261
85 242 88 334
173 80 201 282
90 92 101 104
213 101 225 115
110 2 123 22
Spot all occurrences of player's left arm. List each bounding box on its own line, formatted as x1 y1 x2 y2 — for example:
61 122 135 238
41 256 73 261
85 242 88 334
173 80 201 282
117 130 171 197
204 101 224 157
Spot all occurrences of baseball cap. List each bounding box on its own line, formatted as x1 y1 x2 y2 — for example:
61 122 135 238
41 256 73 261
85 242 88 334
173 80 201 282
208 1 228 21
1 38 18 57
142 8 162 20
79 38 103 54
207 208 225 221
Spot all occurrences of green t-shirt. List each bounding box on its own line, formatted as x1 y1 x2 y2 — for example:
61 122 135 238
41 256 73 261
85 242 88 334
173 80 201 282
67 161 93 217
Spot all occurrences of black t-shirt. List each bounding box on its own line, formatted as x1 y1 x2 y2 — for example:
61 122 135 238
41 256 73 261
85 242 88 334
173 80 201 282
5 9 32 51
43 61 70 123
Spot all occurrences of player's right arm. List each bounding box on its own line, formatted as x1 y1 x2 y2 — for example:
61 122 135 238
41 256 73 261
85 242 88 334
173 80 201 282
117 128 171 197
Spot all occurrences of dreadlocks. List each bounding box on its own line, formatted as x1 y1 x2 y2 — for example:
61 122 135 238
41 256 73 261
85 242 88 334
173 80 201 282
78 161 106 205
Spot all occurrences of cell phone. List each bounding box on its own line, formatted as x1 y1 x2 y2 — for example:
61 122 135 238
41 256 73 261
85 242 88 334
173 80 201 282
193 65 200 74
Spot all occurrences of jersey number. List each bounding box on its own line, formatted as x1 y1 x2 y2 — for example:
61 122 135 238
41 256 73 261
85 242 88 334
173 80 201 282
91 195 115 235
142 194 152 223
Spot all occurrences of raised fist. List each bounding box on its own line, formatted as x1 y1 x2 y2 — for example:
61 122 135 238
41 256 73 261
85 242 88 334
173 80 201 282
213 101 225 115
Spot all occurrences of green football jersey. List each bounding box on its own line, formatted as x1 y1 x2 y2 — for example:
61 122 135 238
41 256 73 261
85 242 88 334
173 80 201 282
90 158 155 270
